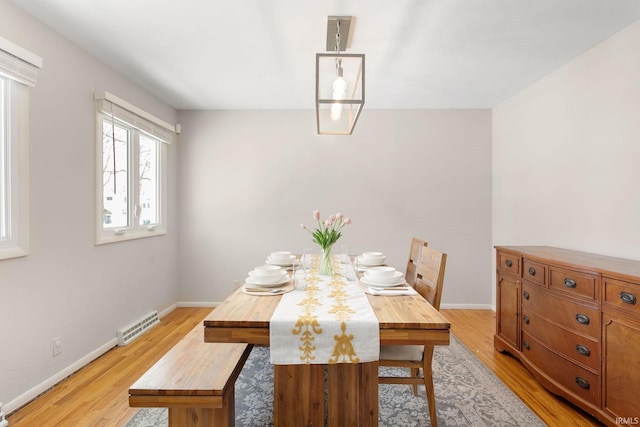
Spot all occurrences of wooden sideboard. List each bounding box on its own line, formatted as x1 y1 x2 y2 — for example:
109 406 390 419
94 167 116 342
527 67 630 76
494 246 640 426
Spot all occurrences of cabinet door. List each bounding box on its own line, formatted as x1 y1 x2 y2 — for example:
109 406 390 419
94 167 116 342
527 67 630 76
497 272 520 351
603 311 640 420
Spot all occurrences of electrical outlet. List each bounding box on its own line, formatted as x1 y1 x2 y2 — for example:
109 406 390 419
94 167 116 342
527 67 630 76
233 280 240 290
52 337 62 357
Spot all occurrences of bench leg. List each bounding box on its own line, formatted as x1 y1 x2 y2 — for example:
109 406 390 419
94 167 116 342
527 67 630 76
168 386 235 427
169 408 214 427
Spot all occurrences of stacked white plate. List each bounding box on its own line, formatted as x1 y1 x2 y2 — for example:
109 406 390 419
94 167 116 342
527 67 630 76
360 266 405 288
357 251 386 267
245 265 290 288
266 251 297 267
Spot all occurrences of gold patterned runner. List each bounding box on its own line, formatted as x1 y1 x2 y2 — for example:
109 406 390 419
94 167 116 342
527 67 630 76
269 257 380 364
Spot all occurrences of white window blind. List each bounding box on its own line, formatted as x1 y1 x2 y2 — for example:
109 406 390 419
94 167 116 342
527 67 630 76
0 36 42 87
0 36 38 260
94 90 175 144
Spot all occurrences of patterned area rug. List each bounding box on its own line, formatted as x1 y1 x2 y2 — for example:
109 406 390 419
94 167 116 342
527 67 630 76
125 335 544 426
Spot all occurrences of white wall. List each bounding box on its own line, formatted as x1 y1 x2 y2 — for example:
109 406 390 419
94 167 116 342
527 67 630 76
493 20 640 303
177 109 493 308
0 0 179 412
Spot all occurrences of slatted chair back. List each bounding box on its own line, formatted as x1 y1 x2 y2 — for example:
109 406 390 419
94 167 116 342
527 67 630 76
379 245 448 426
414 247 447 311
405 238 428 287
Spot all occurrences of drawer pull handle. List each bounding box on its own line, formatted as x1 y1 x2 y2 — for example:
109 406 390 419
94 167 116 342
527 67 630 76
576 344 591 357
528 267 536 276
523 291 530 300
523 315 530 324
564 278 577 288
575 376 590 390
523 341 530 350
505 259 513 267
620 291 637 305
576 314 590 325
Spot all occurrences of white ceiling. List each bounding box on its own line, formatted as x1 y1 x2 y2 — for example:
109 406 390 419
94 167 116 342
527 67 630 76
10 0 640 110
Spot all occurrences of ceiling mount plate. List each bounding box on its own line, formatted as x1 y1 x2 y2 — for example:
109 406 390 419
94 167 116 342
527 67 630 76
326 16 351 52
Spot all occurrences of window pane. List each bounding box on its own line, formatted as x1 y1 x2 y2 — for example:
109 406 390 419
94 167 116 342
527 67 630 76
138 135 158 225
102 119 128 228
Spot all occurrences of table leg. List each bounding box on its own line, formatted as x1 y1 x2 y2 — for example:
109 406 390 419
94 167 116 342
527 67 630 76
327 362 378 427
273 364 324 426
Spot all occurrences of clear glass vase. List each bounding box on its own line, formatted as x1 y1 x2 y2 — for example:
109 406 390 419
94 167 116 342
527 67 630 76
318 245 334 276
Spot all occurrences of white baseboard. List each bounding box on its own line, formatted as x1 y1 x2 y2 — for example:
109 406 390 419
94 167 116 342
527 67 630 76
4 337 118 415
159 302 220 318
440 303 494 310
158 302 178 318
175 301 219 308
0 401 7 427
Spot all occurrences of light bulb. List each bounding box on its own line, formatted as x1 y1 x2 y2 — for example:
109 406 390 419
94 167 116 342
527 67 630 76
332 76 347 100
330 103 342 121
329 64 346 121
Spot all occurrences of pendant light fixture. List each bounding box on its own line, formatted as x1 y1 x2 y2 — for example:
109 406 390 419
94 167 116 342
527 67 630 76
316 16 365 135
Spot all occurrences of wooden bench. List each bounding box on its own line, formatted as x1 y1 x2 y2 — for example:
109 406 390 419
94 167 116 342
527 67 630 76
129 321 252 427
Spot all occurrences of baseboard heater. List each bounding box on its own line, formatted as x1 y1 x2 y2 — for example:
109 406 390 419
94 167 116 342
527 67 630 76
117 311 159 346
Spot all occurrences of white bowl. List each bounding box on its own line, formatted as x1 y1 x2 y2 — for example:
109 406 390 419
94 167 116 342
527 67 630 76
360 252 385 262
363 270 404 284
267 257 296 265
245 275 290 287
268 254 296 261
252 265 284 276
357 255 386 266
362 251 384 258
366 266 397 278
247 271 288 283
249 269 286 278
270 251 293 260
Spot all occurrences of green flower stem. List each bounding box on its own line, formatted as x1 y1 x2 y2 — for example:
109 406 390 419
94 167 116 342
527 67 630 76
318 245 334 276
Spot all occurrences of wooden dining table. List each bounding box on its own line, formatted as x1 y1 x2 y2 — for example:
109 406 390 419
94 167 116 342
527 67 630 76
203 282 450 426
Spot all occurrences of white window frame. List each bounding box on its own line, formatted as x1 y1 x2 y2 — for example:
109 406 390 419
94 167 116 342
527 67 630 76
0 37 41 261
95 90 172 245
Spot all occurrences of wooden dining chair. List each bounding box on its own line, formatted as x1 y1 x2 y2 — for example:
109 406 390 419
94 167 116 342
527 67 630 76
405 237 428 287
379 246 447 427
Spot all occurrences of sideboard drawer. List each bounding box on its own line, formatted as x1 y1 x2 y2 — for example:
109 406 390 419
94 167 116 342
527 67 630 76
522 283 600 338
523 259 546 286
497 250 521 275
604 277 640 317
522 331 600 406
550 266 597 300
521 310 599 372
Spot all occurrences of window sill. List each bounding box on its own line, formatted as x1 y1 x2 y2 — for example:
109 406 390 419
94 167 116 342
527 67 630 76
0 245 28 261
96 226 167 245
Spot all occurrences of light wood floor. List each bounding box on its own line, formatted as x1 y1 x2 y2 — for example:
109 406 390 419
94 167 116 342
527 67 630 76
7 308 602 426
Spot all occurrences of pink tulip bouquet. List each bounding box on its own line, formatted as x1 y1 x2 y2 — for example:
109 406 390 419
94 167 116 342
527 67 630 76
300 210 351 275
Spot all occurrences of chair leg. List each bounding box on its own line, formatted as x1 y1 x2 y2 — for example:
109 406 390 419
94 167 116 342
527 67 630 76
423 346 437 427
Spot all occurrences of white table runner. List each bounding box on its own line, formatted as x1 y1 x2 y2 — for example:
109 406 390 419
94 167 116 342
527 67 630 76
269 259 380 365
